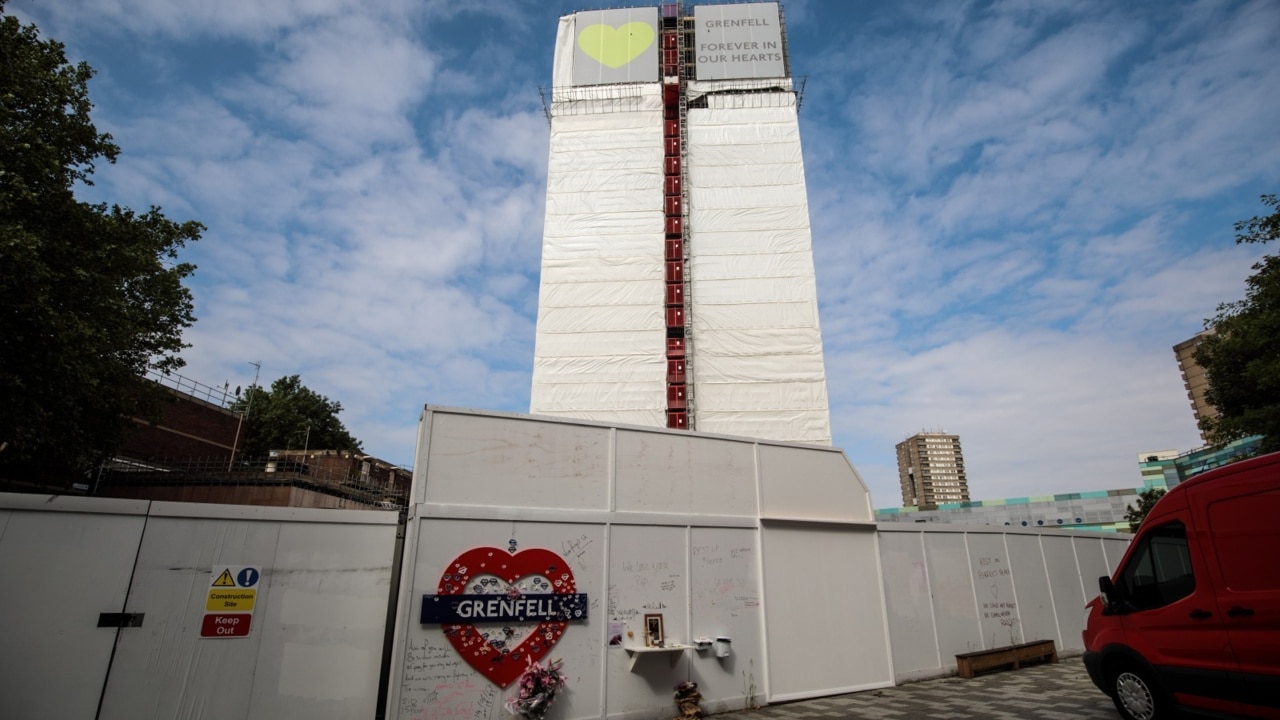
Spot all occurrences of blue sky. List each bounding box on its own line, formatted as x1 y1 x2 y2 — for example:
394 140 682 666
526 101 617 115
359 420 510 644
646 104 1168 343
15 0 1279 507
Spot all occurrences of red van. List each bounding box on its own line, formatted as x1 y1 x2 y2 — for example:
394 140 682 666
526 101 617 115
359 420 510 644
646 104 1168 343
1082 451 1280 720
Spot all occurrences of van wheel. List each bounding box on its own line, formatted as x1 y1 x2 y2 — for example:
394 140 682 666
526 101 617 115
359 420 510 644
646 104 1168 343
1109 663 1167 720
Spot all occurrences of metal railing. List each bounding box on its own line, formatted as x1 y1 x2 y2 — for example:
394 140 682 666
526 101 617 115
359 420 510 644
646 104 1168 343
146 369 240 409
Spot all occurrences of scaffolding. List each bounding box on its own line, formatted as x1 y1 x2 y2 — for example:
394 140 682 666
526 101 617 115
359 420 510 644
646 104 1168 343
661 3 694 430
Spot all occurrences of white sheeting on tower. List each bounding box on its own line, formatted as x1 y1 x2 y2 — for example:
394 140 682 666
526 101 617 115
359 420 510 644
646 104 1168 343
530 14 668 427
533 16 831 442
687 90 832 444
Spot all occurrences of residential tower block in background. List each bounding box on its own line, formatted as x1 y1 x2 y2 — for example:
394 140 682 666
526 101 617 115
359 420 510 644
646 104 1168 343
896 431 969 508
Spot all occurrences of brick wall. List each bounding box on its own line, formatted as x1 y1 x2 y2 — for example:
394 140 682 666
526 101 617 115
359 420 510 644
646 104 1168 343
271 450 410 499
121 387 243 461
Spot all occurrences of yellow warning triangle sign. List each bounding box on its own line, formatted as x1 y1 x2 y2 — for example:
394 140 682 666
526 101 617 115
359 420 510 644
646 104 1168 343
212 569 236 587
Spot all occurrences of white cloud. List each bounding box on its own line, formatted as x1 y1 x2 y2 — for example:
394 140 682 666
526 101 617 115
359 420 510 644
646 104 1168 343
23 0 497 43
804 0 1280 507
245 15 436 156
14 0 1280 489
831 326 1203 506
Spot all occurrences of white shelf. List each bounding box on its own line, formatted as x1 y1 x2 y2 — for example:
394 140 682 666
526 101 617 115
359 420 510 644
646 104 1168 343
625 643 691 653
624 644 691 671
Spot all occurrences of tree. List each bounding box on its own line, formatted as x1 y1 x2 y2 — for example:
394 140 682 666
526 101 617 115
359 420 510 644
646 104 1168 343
1126 487 1166 532
230 376 363 459
1194 194 1280 454
0 4 203 482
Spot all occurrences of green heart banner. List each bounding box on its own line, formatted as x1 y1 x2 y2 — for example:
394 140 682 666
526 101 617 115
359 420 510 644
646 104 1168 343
578 22 655 69
568 8 658 85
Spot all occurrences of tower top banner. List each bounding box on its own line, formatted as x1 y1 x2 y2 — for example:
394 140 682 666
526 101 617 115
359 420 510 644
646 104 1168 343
558 4 787 88
694 2 785 80
570 7 659 86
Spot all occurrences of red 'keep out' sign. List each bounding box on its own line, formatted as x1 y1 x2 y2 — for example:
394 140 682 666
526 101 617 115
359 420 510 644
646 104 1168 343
201 613 252 638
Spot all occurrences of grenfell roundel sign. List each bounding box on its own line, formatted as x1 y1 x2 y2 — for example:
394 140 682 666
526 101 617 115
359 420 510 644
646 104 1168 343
422 547 588 688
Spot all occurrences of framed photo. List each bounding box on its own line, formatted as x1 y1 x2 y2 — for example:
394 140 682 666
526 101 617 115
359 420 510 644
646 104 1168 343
644 613 665 647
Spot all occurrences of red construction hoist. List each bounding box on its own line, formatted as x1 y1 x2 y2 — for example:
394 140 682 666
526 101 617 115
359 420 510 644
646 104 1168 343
661 11 689 430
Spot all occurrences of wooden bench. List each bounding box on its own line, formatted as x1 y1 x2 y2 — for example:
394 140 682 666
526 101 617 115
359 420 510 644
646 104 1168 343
955 639 1058 679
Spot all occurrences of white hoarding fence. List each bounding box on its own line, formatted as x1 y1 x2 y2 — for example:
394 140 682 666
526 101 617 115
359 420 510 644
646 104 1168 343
0 494 399 720
877 525 1130 682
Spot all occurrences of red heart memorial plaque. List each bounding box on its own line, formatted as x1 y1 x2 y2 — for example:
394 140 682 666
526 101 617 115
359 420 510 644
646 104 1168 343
423 547 587 688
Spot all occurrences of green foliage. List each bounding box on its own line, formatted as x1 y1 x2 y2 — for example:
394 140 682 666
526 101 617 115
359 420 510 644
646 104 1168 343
0 5 202 481
1126 487 1166 532
1194 194 1280 454
0 4 117 206
230 376 363 459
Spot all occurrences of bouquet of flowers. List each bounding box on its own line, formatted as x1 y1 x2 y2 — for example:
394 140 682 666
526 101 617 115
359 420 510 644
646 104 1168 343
674 680 703 719
505 658 567 720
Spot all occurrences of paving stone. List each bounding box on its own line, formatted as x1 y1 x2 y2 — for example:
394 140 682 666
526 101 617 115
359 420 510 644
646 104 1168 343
711 661 1116 720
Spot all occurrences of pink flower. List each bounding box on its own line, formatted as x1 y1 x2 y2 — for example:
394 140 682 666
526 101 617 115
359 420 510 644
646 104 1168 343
505 658 568 720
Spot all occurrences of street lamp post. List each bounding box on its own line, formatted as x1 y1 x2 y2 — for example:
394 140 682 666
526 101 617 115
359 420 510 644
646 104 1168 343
227 361 261 471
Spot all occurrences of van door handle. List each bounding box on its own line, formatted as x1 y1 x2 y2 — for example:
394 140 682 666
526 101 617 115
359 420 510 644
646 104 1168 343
1189 609 1213 619
1227 606 1254 618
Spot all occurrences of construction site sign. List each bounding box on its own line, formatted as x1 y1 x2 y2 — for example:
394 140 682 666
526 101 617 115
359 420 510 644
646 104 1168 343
201 565 261 638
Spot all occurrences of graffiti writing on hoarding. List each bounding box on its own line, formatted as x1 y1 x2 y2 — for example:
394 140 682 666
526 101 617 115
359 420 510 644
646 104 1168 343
403 637 466 686
560 533 594 566
982 601 1017 620
974 555 1021 644
400 637 503 719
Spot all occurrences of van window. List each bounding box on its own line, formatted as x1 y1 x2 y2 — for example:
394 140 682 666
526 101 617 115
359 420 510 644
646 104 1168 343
1119 521 1194 611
